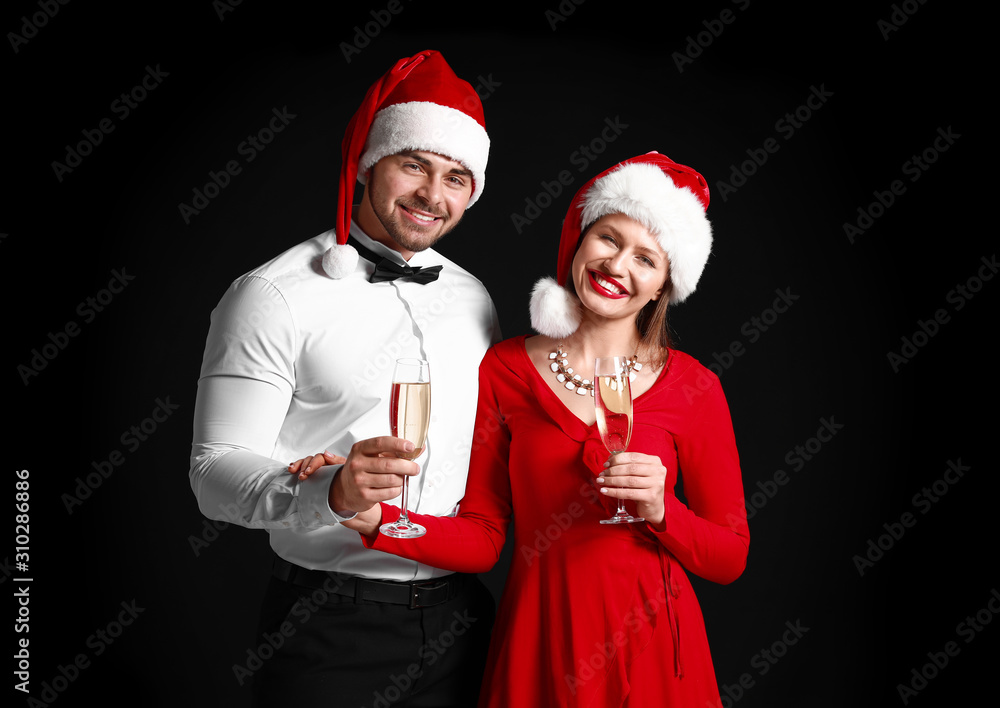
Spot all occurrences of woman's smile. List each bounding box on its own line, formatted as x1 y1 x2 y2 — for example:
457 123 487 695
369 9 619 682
587 270 630 299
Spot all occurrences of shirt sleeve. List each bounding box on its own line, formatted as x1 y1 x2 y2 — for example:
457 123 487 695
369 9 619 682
363 349 513 572
488 299 503 345
651 373 750 585
188 275 340 529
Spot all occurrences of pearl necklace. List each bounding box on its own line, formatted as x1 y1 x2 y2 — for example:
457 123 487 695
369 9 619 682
547 344 642 396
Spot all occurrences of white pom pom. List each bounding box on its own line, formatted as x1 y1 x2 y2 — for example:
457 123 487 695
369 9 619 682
529 277 581 338
321 243 359 279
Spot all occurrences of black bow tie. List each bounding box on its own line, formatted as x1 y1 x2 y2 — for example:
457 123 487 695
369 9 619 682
349 238 443 284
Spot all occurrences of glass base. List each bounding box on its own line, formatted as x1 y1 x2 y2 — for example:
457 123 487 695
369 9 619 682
600 513 644 525
380 519 426 538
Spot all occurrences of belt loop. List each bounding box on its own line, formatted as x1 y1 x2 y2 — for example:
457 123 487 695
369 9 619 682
410 579 450 609
272 556 294 583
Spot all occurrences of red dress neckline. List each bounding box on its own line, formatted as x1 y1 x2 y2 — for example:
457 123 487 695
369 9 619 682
511 334 673 435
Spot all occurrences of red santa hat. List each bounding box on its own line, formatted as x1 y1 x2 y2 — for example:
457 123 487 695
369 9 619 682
529 151 713 339
323 50 490 278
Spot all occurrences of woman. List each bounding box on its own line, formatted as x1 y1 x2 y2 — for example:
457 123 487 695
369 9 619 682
294 151 749 706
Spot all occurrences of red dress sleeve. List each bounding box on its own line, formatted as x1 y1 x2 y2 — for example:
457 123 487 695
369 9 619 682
650 369 749 585
363 347 513 573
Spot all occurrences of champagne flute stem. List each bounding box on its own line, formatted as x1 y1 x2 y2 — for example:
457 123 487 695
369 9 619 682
400 476 410 523
614 449 627 515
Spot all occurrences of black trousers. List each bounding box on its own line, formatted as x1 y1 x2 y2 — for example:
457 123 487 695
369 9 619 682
249 569 496 708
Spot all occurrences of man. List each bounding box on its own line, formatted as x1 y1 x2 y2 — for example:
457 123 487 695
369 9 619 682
188 51 501 707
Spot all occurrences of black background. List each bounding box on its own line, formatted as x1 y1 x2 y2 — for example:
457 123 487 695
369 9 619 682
6 1 995 706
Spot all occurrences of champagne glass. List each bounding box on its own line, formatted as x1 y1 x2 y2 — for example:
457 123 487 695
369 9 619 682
379 358 431 538
595 356 644 524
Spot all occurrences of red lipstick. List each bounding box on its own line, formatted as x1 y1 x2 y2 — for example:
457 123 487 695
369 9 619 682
587 270 629 299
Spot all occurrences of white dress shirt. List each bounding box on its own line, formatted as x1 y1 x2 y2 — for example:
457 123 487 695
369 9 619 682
189 220 501 580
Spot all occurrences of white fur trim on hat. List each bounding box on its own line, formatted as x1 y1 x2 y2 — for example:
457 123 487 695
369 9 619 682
529 276 582 339
358 101 490 208
322 242 359 279
581 162 712 303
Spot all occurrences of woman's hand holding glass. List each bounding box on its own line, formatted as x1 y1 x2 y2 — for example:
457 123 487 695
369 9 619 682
596 452 667 531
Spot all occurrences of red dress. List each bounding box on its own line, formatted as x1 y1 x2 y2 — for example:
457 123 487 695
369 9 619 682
366 335 749 707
